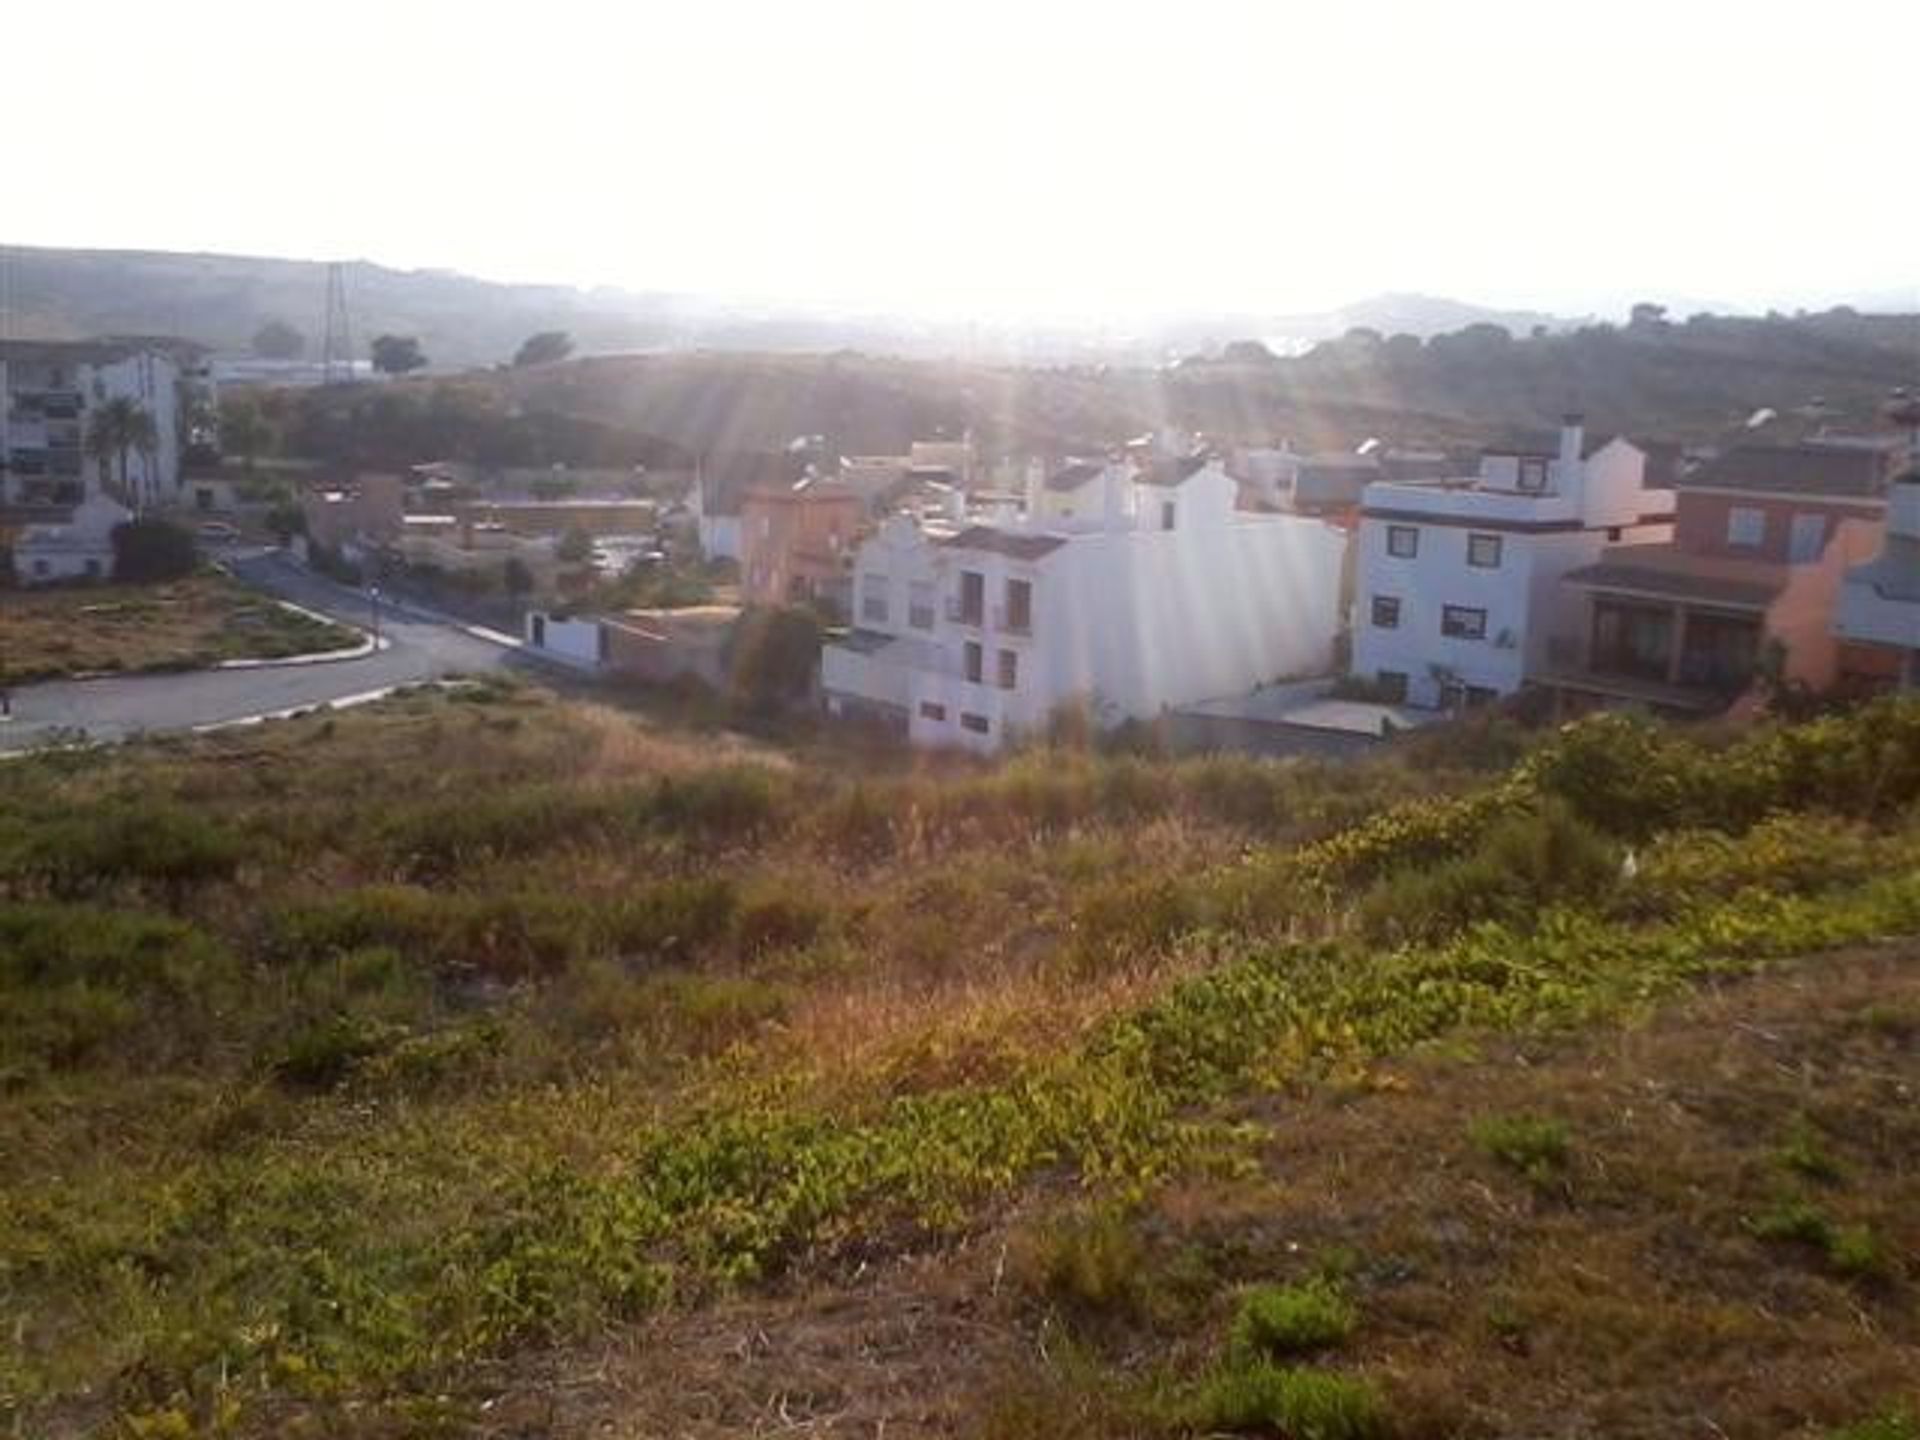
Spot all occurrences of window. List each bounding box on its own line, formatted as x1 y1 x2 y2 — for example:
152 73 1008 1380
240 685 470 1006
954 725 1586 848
1467 533 1503 568
964 641 984 683
1466 685 1499 707
918 701 947 722
909 580 935 630
859 574 888 625
1788 513 1827 563
1727 506 1766 548
960 712 991 735
1376 670 1409 703
1161 500 1177 531
33 559 50 577
957 569 985 624
1003 578 1033 633
1517 458 1548 493
1371 595 1401 629
1386 525 1419 558
997 648 1018 690
1441 605 1488 640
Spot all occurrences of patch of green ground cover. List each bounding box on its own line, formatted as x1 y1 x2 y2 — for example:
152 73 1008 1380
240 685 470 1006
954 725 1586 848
15 819 1920 1434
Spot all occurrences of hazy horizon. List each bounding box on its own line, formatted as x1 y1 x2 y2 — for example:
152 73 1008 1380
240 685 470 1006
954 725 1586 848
10 0 1918 324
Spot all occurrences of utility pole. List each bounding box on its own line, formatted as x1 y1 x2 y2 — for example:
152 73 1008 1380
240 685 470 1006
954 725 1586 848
320 262 355 387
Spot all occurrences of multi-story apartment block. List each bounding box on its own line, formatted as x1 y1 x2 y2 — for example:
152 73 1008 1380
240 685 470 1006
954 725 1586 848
2 339 188 583
823 449 1345 751
1350 416 1676 708
1556 440 1895 710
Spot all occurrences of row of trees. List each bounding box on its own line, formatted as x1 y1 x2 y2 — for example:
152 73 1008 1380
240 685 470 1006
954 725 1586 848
251 320 575 371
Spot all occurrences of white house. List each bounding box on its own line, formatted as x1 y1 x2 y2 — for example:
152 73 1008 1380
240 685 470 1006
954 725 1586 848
1349 416 1676 708
10 492 132 584
823 451 1347 751
1833 461 1920 688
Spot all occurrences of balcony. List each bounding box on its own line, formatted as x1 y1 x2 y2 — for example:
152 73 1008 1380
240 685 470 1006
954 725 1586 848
993 604 1032 636
945 598 985 627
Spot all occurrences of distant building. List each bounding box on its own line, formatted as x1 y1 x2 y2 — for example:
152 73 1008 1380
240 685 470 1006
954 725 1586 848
1555 441 1895 711
1833 459 1920 689
1350 416 1677 708
739 475 864 613
824 446 1345 751
2 338 187 514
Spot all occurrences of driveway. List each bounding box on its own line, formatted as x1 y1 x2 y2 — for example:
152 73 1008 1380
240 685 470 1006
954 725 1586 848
0 550 526 752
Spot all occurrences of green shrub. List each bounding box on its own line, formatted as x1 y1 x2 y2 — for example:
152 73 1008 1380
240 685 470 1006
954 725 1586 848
647 765 789 840
21 803 243 896
1829 1409 1920 1440
111 517 197 582
599 877 739 963
1776 1116 1843 1183
271 1015 394 1090
1471 1113 1570 1184
1188 1362 1385 1439
734 887 832 959
1011 1207 1150 1324
1827 1222 1887 1277
1230 1280 1358 1358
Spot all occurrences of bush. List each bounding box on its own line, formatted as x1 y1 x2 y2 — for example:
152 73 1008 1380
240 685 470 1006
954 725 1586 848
1010 1207 1151 1324
1188 1362 1385 1439
20 803 243 897
1229 1280 1358 1358
726 606 821 710
111 518 197 583
1471 1113 1570 1184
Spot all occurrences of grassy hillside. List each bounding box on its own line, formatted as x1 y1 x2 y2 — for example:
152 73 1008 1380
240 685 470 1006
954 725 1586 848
3 688 1919 1437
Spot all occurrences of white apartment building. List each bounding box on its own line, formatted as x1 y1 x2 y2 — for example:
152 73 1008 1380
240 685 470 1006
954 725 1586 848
1833 462 1920 688
1349 416 1676 708
2 340 184 512
823 452 1347 751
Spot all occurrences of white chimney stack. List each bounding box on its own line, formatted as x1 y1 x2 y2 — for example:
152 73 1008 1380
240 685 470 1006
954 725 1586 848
1558 412 1585 470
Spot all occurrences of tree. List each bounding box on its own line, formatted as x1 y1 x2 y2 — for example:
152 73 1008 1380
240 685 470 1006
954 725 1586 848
111 518 196 583
502 557 535 600
85 398 159 509
253 319 306 360
512 331 574 367
371 334 428 376
1629 301 1670 330
555 527 595 564
1222 339 1277 364
726 605 822 712
218 398 274 472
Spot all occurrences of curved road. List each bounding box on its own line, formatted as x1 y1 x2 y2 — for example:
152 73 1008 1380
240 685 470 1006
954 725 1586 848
1 551 528 752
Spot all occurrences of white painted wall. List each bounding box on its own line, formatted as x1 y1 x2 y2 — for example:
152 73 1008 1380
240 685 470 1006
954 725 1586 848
1349 434 1675 707
826 501 1346 753
524 612 605 667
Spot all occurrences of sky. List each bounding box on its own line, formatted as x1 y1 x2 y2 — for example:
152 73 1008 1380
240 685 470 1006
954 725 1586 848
10 0 1918 322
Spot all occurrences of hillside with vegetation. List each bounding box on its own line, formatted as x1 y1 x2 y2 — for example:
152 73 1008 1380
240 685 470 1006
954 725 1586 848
4 684 1919 1438
263 308 1916 474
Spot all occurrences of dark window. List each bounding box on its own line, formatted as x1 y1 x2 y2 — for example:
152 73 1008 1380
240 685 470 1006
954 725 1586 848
918 701 947 722
964 641 983 684
1518 458 1548 492
1004 578 1032 632
1466 685 1499 706
1161 500 1176 531
960 712 990 734
1441 605 1488 639
1467 533 1502 568
1370 595 1401 629
1387 525 1419 558
1376 670 1409 702
997 649 1018 690
958 569 985 624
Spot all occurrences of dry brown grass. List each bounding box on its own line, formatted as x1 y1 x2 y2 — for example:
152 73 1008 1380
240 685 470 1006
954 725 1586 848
0 571 357 683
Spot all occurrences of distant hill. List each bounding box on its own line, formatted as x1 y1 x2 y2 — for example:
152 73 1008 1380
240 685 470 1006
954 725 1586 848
1 245 1577 367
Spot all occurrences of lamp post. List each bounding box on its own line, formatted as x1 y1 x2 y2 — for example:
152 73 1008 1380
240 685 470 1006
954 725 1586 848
368 584 382 646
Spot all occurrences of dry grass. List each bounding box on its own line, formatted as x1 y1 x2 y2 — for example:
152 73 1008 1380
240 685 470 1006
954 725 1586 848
468 942 1920 1439
0 571 358 683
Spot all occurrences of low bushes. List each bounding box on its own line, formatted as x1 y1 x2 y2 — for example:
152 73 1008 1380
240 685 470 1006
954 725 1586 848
1229 1280 1358 1359
1186 1363 1384 1439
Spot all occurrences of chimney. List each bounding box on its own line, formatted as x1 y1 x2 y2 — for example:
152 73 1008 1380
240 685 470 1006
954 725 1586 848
1558 412 1585 470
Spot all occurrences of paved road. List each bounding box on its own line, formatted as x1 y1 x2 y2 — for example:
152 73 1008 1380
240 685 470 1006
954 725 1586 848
0 550 525 752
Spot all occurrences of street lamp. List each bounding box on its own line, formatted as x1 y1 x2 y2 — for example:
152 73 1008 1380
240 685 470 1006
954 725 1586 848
368 584 382 646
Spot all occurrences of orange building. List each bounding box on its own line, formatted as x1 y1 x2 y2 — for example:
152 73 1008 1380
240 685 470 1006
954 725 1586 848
739 477 864 613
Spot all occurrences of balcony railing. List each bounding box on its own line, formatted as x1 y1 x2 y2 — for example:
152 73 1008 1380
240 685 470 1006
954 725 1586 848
945 598 984 626
994 605 1032 635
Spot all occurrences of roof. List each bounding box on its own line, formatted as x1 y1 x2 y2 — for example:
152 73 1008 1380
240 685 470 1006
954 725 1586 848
1046 461 1105 493
1136 455 1211 488
0 338 145 366
935 526 1068 561
1564 543 1787 609
1679 443 1890 499
1483 432 1617 460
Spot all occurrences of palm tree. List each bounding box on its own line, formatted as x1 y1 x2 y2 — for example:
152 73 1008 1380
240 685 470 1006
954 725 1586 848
218 399 272 473
85 398 160 510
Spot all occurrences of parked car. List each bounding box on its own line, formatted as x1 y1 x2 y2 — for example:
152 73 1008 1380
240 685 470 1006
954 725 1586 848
196 521 241 543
